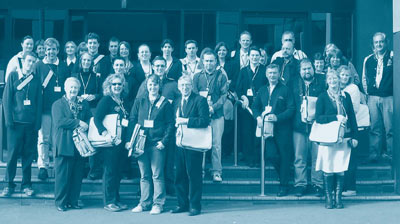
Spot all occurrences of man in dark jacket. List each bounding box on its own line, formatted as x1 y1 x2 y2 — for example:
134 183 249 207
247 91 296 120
1 52 42 197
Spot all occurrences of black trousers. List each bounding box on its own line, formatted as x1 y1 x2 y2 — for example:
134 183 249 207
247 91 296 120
175 147 203 211
6 123 37 189
102 145 126 205
164 135 176 191
237 108 257 163
222 119 234 156
88 150 103 177
54 153 85 207
344 143 358 191
265 132 293 188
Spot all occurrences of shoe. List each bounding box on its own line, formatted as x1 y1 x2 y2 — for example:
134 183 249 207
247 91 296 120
382 153 393 163
293 186 307 197
324 175 334 209
38 168 49 181
313 186 324 197
116 202 128 210
171 206 188 213
23 187 35 197
104 203 122 212
335 175 344 209
149 205 163 215
1 187 15 197
213 173 222 182
342 190 357 197
66 204 82 209
277 187 288 197
188 208 201 216
88 173 102 180
57 205 68 212
131 205 144 213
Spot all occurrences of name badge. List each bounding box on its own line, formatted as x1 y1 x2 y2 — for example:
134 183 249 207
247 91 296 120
121 118 129 127
54 86 61 92
264 106 272 114
144 120 154 128
199 91 208 98
247 89 253 96
24 100 31 106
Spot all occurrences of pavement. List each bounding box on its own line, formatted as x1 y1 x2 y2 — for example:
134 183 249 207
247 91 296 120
0 198 399 224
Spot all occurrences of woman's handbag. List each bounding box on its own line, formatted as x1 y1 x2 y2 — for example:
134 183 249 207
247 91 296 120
127 124 147 158
309 120 345 145
88 114 122 147
72 128 97 157
176 124 212 152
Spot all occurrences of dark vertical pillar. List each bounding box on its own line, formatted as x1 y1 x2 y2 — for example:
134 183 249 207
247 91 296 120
393 0 400 194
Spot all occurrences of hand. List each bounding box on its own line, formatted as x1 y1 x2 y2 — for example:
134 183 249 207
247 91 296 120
101 130 108 137
79 120 89 131
351 139 358 148
85 94 96 101
266 114 277 122
336 115 347 124
257 116 263 128
125 142 132 150
209 106 214 114
241 96 249 109
176 117 189 126
156 141 165 150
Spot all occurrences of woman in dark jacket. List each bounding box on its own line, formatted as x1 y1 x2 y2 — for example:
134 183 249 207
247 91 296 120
315 69 358 209
95 73 130 212
161 39 183 81
128 74 174 215
52 77 92 211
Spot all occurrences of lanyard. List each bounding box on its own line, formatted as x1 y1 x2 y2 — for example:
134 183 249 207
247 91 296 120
111 96 128 119
48 65 60 87
80 72 92 95
186 59 198 74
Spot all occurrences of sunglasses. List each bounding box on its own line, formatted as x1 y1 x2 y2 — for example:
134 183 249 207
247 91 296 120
112 83 122 86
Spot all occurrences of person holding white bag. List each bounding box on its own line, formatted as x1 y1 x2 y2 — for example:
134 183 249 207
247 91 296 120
314 69 358 209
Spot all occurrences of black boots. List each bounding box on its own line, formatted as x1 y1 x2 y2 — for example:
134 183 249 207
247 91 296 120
323 175 334 209
335 175 344 209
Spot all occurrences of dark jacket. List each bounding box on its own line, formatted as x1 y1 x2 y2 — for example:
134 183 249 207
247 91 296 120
315 91 358 139
130 61 148 102
363 51 393 97
36 59 69 114
127 95 174 146
52 97 92 157
272 56 300 89
175 93 210 128
252 82 295 135
165 57 183 81
136 77 181 103
292 75 326 133
72 71 102 109
3 71 42 130
235 64 268 106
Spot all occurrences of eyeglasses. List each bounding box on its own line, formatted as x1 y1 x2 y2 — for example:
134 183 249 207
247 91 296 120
112 83 122 86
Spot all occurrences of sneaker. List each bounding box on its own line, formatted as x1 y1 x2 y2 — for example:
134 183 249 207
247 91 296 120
104 203 122 212
38 168 49 180
116 202 128 210
293 186 307 197
1 187 15 197
342 190 357 197
149 205 163 215
131 205 144 213
213 173 222 182
23 187 35 197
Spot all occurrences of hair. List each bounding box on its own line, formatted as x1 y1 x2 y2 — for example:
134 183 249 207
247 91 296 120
239 30 252 40
178 75 192 85
249 46 261 54
266 63 280 73
313 52 324 61
161 39 175 49
21 35 34 44
282 31 295 41
64 77 81 89
85 32 100 43
147 74 162 86
79 52 93 71
299 58 313 69
102 73 128 97
119 41 131 58
326 68 340 84
34 39 45 51
138 43 150 52
337 65 354 85
108 36 120 46
152 55 166 65
112 56 126 65
326 49 348 69
77 42 88 54
184 40 198 48
44 37 60 50
215 42 229 57
200 47 217 61
64 41 77 54
323 43 339 58
22 51 37 59
373 32 386 41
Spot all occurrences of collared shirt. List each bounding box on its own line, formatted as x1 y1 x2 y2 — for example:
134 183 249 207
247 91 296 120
375 53 385 88
240 48 249 69
66 57 76 66
43 57 60 66
271 48 307 62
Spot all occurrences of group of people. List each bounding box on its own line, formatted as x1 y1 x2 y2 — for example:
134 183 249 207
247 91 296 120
0 29 393 214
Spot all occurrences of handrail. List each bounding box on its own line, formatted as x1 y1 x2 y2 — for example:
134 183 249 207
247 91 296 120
260 113 268 196
233 102 238 167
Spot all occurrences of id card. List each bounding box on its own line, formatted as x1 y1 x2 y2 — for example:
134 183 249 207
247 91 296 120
199 91 208 98
144 120 154 128
247 89 253 96
121 118 129 127
54 86 62 92
264 106 272 114
24 100 31 106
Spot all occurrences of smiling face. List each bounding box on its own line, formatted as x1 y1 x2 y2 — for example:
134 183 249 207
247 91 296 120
36 45 46 59
373 34 386 54
138 45 151 62
119 44 130 58
217 46 228 59
162 43 173 56
152 59 166 77
45 43 59 62
239 34 252 50
147 78 160 96
21 38 34 53
113 59 126 75
203 53 217 74
266 67 279 86
22 55 37 74
314 60 325 72
327 72 340 90
339 69 352 87
81 53 92 70
111 77 123 96
330 55 341 69
249 50 260 66
178 78 193 98
87 38 99 55
65 43 76 57
64 80 80 100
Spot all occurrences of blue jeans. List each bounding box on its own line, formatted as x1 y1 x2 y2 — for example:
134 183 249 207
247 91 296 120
368 96 393 158
293 131 323 188
137 143 166 207
211 117 224 175
38 114 53 169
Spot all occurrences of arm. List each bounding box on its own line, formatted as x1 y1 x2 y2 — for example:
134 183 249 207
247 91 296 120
315 94 337 124
51 101 80 130
126 98 140 142
251 87 264 119
211 74 228 111
94 96 111 135
34 80 43 130
344 84 361 113
5 56 17 82
161 102 175 146
361 56 369 94
2 75 14 127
